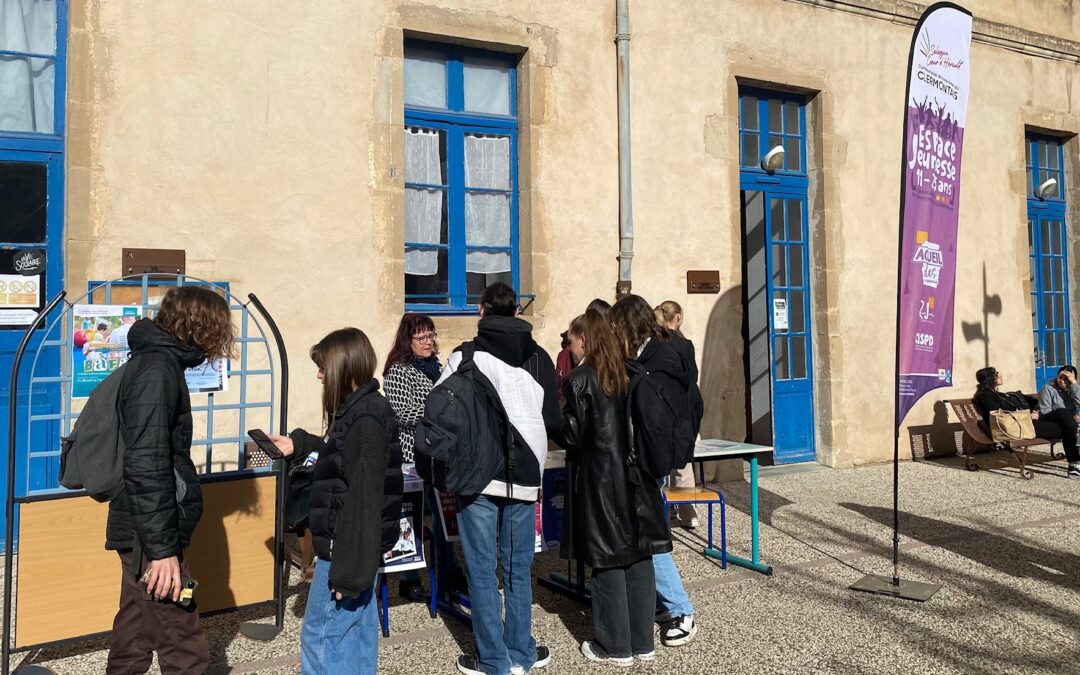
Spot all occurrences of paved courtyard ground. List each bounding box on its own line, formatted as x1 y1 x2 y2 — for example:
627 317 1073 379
16 450 1080 674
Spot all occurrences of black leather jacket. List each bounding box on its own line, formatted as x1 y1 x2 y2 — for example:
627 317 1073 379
558 363 671 569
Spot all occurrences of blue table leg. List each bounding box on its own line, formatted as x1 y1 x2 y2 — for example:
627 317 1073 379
380 574 390 637
721 455 773 575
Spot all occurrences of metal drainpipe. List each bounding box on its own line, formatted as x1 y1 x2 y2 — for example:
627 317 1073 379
615 0 633 296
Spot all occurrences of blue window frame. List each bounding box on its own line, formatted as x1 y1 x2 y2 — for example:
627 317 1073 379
0 0 67 151
404 41 519 312
1026 134 1070 388
740 87 806 184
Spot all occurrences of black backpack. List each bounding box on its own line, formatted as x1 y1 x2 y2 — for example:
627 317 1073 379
627 360 696 479
413 343 524 496
59 363 130 502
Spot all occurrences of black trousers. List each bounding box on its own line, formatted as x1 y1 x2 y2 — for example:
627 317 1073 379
590 558 656 658
106 552 210 675
1034 408 1079 463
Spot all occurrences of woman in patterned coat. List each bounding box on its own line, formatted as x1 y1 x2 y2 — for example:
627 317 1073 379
383 313 466 601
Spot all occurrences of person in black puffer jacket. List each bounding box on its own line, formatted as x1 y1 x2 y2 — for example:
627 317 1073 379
269 327 403 674
106 287 234 675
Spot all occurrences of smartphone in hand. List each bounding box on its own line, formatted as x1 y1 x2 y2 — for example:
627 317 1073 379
248 428 284 459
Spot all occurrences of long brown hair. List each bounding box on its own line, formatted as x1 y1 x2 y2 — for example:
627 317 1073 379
611 294 667 357
155 286 235 359
383 313 437 376
311 328 377 429
569 309 628 397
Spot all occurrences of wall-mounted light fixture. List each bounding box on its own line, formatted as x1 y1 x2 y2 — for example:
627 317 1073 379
761 145 785 173
1035 177 1059 201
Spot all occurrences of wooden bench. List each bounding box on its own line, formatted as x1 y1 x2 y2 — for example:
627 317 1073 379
946 398 1061 479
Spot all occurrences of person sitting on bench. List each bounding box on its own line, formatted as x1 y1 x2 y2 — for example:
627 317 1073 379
974 366 1080 479
1039 365 1080 421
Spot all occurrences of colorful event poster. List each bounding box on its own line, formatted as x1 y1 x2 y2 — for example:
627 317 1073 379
72 305 142 398
896 4 972 424
380 490 426 573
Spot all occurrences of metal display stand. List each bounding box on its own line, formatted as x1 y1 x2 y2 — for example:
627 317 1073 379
1 275 290 673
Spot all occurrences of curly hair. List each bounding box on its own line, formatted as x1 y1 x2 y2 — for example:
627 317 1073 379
155 286 235 359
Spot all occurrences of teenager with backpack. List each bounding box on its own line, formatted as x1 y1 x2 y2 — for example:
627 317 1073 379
104 286 234 675
268 327 404 673
611 294 699 648
435 282 559 675
559 310 669 665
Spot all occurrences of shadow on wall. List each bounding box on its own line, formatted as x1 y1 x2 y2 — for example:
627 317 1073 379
698 286 747 482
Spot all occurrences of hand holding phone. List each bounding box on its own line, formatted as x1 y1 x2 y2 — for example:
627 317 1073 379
248 428 289 459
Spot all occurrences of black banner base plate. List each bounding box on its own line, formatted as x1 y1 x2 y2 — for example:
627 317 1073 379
850 574 941 602
239 622 283 641
14 666 58 674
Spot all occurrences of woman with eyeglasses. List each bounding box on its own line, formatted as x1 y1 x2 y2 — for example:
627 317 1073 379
974 366 1080 478
383 314 467 601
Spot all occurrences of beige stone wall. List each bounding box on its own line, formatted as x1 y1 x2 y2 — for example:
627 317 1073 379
63 1 1080 465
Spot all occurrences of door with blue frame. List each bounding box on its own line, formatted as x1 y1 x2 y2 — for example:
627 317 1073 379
1026 135 1070 390
0 152 64 502
740 88 816 464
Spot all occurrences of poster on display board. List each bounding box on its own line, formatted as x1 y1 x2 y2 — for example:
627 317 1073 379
72 304 230 398
432 488 546 551
540 467 566 550
0 249 46 328
380 490 426 573
72 305 142 398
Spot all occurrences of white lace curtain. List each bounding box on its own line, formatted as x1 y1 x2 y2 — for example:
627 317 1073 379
464 134 511 274
404 127 443 276
0 0 56 134
404 129 513 277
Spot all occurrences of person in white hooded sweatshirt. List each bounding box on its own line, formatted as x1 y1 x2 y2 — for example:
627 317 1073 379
438 283 560 675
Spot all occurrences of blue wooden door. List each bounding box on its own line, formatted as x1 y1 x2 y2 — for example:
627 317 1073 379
739 88 815 463
765 191 815 463
0 152 64 514
1026 135 1070 389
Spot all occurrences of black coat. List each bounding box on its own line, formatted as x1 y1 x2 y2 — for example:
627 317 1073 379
106 319 205 560
668 333 705 436
974 390 1036 425
558 364 671 569
292 380 404 597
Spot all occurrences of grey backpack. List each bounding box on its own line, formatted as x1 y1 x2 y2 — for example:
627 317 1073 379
59 363 130 502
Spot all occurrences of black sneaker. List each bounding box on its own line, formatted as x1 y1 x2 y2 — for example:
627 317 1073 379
510 646 551 674
1068 464 1080 479
457 655 485 675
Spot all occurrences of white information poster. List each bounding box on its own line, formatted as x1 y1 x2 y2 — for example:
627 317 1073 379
773 298 789 331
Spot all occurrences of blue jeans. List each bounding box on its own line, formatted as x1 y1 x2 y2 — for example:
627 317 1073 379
457 495 537 675
654 478 694 617
300 559 379 674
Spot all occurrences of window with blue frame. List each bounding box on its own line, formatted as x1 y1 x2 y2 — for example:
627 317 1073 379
0 0 65 137
403 41 519 311
740 90 805 176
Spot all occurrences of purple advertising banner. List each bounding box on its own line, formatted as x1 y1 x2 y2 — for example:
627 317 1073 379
897 4 972 425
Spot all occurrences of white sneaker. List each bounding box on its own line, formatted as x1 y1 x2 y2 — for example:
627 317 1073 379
581 641 633 666
662 615 698 647
635 650 657 661
689 517 700 529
